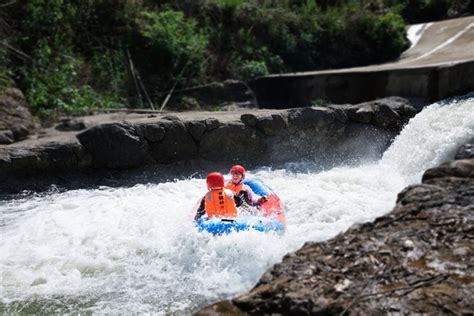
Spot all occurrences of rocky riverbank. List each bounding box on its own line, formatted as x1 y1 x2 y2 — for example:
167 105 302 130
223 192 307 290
0 97 423 194
198 142 474 315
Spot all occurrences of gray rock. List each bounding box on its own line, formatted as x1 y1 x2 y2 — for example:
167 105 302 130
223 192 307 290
11 124 29 141
0 142 88 173
137 123 166 143
55 118 86 131
287 107 335 129
256 114 288 136
0 88 34 132
187 121 207 141
327 105 348 123
372 103 401 129
352 105 373 123
77 122 147 168
422 159 474 182
241 113 258 127
205 118 220 131
200 122 264 162
0 130 14 144
148 120 197 163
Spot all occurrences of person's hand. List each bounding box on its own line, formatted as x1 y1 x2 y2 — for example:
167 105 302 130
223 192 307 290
258 196 268 204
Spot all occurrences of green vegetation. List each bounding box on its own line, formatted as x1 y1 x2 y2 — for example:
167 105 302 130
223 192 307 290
0 0 469 116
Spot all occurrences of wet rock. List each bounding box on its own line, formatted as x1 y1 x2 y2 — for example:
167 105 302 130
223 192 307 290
256 114 288 136
200 122 264 163
148 120 197 163
455 142 474 160
205 118 220 131
136 123 166 143
0 142 88 174
372 103 401 129
0 130 14 144
55 118 86 131
330 97 420 127
287 107 335 129
327 106 348 123
77 122 147 168
353 105 373 123
241 113 258 127
374 96 421 117
422 159 474 182
187 121 207 141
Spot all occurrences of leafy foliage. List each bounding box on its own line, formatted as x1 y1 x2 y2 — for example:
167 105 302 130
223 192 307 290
136 9 209 92
1 0 463 115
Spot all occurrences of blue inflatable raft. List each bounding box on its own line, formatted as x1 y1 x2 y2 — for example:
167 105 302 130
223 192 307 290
195 178 286 235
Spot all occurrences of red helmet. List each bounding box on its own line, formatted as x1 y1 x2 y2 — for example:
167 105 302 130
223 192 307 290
230 165 246 178
206 172 224 189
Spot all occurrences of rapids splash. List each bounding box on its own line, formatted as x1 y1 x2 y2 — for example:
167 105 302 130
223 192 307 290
0 95 473 313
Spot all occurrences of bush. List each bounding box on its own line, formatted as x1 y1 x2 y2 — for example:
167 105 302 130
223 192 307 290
238 60 269 79
368 12 408 59
138 9 209 90
25 41 120 115
400 0 451 23
0 47 13 89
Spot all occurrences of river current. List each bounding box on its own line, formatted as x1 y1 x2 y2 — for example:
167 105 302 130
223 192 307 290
1 95 473 313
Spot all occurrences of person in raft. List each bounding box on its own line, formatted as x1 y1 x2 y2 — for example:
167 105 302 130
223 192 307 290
194 172 244 221
225 165 267 206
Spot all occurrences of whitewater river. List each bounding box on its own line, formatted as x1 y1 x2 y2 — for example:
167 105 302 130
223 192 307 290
1 95 473 313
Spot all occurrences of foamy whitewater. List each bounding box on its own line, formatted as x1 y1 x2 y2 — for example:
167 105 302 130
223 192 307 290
1 95 473 313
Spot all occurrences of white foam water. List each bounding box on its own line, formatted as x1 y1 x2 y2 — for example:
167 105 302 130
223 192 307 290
0 95 473 313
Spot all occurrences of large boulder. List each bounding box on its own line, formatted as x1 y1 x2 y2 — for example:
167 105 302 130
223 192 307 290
0 142 88 174
0 130 14 144
0 88 34 142
77 122 148 168
329 97 421 130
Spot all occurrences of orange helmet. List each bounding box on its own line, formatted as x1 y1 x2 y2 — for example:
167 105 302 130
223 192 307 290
230 165 246 178
206 172 224 189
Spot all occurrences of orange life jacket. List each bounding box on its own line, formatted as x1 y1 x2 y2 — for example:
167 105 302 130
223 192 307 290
225 181 244 194
204 188 237 218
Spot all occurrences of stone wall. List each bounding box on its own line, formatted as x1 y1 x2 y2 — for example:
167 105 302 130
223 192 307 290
0 97 419 193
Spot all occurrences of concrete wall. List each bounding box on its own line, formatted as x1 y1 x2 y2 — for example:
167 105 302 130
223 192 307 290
255 60 474 108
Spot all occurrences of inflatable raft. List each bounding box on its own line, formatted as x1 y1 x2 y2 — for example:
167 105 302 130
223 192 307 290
196 179 286 235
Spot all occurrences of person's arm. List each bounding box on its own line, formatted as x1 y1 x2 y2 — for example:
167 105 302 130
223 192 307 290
194 197 206 221
244 184 266 206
